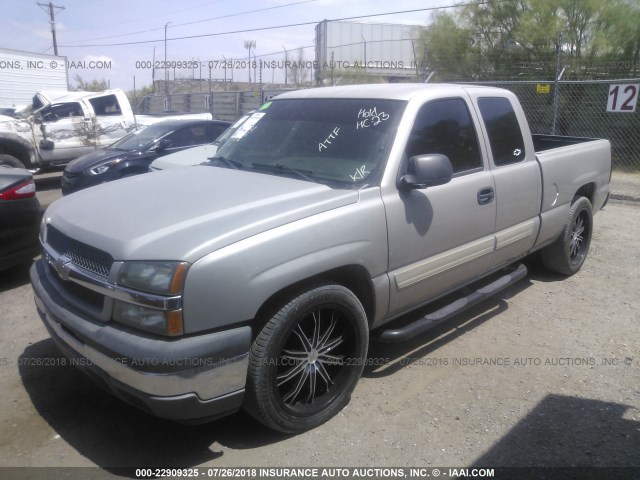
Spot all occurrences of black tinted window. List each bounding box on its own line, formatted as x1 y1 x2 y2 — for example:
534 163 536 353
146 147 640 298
40 102 83 121
406 98 482 174
209 123 229 141
168 124 210 148
477 97 526 166
89 94 122 116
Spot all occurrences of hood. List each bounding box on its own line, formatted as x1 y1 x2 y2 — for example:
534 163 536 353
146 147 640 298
44 166 358 263
150 144 217 170
65 148 140 173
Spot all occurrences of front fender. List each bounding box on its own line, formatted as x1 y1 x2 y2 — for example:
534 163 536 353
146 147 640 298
182 188 389 334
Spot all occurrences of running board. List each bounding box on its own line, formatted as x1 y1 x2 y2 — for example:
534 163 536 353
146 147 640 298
376 263 528 343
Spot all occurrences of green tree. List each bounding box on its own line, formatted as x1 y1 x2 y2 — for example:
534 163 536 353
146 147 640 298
418 12 474 81
71 75 109 91
288 48 310 86
417 0 639 80
126 84 154 113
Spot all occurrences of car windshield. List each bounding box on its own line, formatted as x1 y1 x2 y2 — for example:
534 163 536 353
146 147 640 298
109 123 174 151
212 114 250 147
212 98 405 188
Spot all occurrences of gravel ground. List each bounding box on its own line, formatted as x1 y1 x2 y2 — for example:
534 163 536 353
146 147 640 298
0 192 638 478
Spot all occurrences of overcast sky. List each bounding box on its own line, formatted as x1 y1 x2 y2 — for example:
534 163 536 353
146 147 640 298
1 0 456 90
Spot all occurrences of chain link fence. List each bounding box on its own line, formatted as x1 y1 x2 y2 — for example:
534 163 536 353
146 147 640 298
135 79 640 201
464 79 640 202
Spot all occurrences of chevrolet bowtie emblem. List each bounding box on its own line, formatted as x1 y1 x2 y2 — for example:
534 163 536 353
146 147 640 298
47 253 72 281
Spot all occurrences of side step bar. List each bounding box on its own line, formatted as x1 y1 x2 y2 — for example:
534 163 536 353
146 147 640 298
376 263 528 343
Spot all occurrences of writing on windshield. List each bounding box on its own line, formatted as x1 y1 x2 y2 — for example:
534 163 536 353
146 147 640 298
213 98 405 188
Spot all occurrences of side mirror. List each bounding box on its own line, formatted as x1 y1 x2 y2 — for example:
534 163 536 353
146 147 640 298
39 139 55 151
399 154 453 191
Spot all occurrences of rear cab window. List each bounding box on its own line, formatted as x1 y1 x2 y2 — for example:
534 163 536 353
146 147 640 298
477 97 526 166
88 94 122 117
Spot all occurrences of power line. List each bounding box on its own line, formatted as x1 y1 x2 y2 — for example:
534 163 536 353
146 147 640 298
59 1 492 48
61 0 320 45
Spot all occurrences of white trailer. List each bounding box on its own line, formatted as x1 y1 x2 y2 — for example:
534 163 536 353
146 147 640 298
0 48 69 111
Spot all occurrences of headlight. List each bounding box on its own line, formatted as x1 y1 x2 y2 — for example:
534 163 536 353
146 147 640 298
117 261 189 295
113 301 183 336
88 158 123 175
114 261 189 336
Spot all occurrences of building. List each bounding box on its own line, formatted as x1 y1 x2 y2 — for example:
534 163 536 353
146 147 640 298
314 20 422 84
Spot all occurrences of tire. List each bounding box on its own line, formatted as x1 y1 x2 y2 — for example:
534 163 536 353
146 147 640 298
0 154 26 169
541 196 593 276
244 284 369 433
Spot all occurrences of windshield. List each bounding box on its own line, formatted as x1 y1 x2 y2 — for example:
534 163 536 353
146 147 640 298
109 123 173 151
212 98 405 188
212 114 251 146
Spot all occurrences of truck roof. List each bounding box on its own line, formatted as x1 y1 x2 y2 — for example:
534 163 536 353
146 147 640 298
274 83 503 101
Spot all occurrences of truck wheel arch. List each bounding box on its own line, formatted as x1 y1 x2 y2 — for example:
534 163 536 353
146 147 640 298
252 265 376 339
574 183 595 206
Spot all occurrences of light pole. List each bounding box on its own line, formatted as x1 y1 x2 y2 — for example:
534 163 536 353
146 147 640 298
164 22 172 96
244 40 256 83
362 34 367 77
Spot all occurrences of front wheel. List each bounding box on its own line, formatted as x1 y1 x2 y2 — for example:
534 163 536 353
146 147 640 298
244 284 369 433
541 196 593 276
0 154 26 169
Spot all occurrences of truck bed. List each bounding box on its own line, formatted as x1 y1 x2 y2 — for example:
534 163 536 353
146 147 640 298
532 134 599 152
532 135 611 251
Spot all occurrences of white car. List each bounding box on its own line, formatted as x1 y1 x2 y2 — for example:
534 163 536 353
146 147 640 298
149 114 251 171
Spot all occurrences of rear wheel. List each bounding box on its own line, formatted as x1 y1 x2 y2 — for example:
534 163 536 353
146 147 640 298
541 196 593 275
0 154 26 169
244 284 369 433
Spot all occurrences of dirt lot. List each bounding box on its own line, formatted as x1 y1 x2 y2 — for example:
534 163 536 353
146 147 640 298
0 177 638 477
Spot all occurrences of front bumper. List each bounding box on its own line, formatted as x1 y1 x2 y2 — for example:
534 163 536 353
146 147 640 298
30 259 251 422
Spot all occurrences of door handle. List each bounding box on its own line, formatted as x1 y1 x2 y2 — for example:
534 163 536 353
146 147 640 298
477 187 494 205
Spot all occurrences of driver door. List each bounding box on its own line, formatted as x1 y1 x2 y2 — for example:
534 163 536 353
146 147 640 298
383 97 497 317
38 101 96 162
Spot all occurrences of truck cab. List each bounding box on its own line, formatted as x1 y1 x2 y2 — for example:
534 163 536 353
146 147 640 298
32 89 135 164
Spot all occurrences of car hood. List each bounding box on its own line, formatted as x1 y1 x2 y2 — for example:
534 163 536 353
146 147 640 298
65 148 140 173
44 166 359 263
150 144 217 170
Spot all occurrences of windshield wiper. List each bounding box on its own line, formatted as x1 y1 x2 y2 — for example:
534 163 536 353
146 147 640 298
252 163 315 182
206 155 243 170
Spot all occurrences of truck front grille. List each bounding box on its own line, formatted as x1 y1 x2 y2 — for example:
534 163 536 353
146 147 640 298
47 226 114 278
47 263 105 310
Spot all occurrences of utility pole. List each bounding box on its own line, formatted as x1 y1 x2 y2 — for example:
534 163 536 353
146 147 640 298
38 2 65 56
164 22 172 97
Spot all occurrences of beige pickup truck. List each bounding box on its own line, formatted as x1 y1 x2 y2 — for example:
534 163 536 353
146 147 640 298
31 84 611 433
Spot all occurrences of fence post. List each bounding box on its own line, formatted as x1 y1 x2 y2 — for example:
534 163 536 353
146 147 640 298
552 33 562 135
